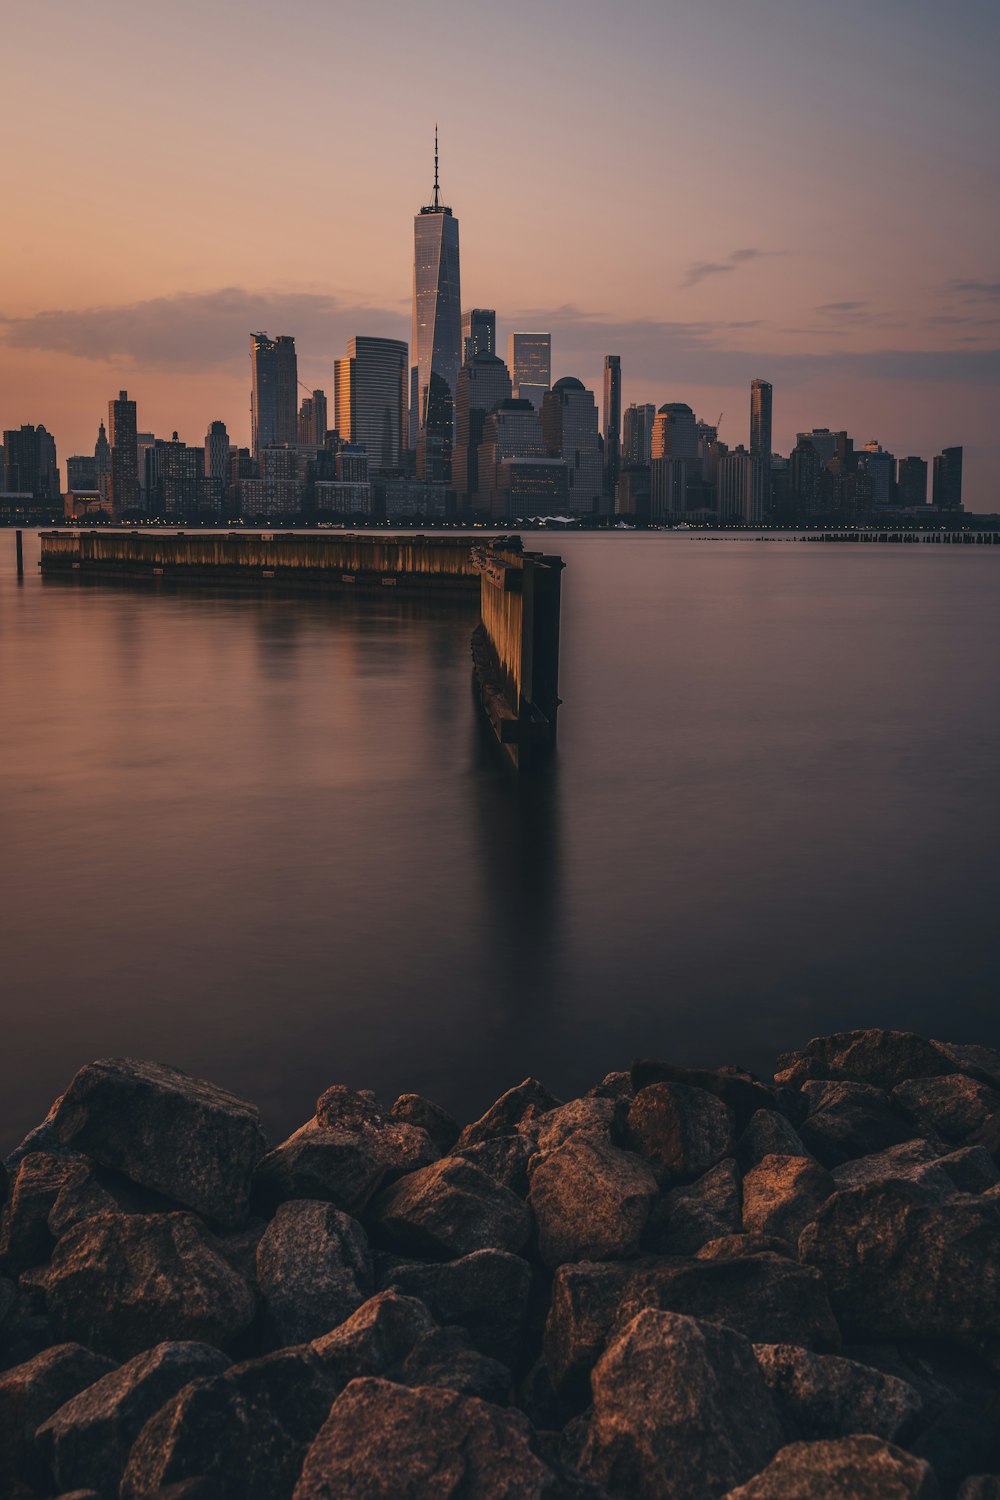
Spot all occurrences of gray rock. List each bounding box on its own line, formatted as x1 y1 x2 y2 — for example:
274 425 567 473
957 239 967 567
738 1109 812 1168
379 1249 532 1367
453 1079 561 1150
723 1434 939 1498
0 1151 85 1273
315 1087 440 1182
939 1146 1000 1194
311 1289 434 1383
629 1061 774 1132
644 1159 742 1255
696 1234 794 1260
527 1098 619 1154
586 1071 634 1103
291 1377 604 1499
753 1343 924 1442
626 1083 736 1184
45 1212 256 1359
47 1059 266 1229
251 1120 384 1219
577 1309 784 1500
528 1137 656 1267
396 1325 510 1403
742 1154 835 1243
775 1030 952 1092
831 1140 955 1196
797 1082 913 1168
47 1159 151 1240
892 1075 1000 1143
931 1040 1000 1090
454 1134 537 1196
800 1180 1000 1358
389 1094 460 1154
368 1156 531 1259
0 1343 117 1488
36 1341 230 1495
120 1347 338 1500
256 1200 371 1345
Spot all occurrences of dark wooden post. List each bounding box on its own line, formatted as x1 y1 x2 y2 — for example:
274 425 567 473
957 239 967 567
15 529 24 578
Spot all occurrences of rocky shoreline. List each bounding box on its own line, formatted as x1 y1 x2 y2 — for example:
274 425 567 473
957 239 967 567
2 1030 1000 1498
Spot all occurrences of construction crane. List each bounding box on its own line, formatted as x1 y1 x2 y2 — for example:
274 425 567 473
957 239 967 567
716 412 724 434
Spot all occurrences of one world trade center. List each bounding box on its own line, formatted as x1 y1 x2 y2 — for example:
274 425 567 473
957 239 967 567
410 130 461 483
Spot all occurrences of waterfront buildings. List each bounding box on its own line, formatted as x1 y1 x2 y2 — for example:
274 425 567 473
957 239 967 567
933 446 963 509
334 337 408 473
896 455 928 509
507 332 551 411
651 403 699 463
718 446 768 524
453 352 512 507
109 391 138 516
410 132 462 481
205 420 230 483
250 333 298 457
622 403 656 466
541 377 602 515
297 391 327 447
750 378 772 460
603 355 621 498
2 424 59 498
462 309 495 362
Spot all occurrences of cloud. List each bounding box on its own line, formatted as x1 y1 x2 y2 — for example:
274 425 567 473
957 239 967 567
816 301 868 315
0 288 407 375
681 247 777 288
949 279 1000 300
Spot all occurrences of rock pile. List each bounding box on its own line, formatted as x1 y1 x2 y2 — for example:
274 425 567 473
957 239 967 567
2 1032 1000 1497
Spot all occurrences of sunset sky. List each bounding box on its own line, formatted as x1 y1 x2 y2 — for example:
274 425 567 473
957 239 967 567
3 0 998 507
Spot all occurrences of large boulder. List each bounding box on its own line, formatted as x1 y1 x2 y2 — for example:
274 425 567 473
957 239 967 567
577 1309 783 1500
545 1253 840 1400
775 1030 952 1091
626 1084 735 1184
36 1341 230 1495
528 1137 657 1267
796 1083 913 1168
753 1344 924 1443
45 1212 256 1359
643 1160 742 1256
800 1180 1000 1358
452 1079 560 1151
395 1325 511 1403
120 1347 338 1500
379 1249 532 1367
368 1157 531 1259
46 1059 265 1229
311 1290 435 1384
390 1094 460 1154
256 1200 372 1345
892 1075 1000 1143
291 1377 603 1499
629 1062 774 1133
0 1344 116 1488
830 1140 956 1197
741 1155 835 1244
722 1434 939 1498
737 1110 812 1169
527 1098 620 1154
0 1152 85 1273
454 1134 538 1197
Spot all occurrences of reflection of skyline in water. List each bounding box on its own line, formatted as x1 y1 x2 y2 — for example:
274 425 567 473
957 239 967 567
3 529 1000 1150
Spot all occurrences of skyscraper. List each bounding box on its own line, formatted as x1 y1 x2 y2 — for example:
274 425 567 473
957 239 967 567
541 377 603 515
462 309 495 363
2 425 58 498
205 421 230 482
718 447 768 524
250 333 298 457
896 456 928 508
94 421 111 499
109 391 138 516
750 378 772 459
933 446 963 509
297 391 327 447
603 355 621 497
507 332 552 410
651 403 699 463
622 403 656 466
453 351 512 505
410 129 462 481
335 337 408 473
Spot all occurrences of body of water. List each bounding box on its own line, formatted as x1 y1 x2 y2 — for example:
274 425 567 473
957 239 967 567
2 528 998 1152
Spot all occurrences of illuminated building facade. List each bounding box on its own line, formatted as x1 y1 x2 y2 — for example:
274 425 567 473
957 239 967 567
410 132 461 481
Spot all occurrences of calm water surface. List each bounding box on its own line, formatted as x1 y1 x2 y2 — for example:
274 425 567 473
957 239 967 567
2 529 999 1152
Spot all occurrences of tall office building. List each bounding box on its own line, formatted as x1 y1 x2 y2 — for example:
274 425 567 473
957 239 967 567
453 352 512 505
2 425 58 498
932 446 963 509
857 441 895 508
297 390 328 447
622 403 656 466
603 355 621 497
250 333 298 457
651 403 699 463
410 130 462 481
94 421 111 499
718 447 768 524
462 309 495 363
896 455 928 508
66 455 98 491
109 391 138 515
750 378 772 459
507 332 552 410
541 377 603 515
795 428 841 465
789 440 822 517
205 421 230 482
335 337 408 474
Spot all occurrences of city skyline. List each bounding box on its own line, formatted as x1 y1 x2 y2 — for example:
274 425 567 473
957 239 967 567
1 0 998 507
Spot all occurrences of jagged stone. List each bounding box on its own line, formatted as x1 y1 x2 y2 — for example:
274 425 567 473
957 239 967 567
251 1121 384 1218
396 1325 510 1402
800 1180 1000 1358
545 1252 840 1401
626 1083 736 1184
753 1343 924 1442
120 1347 338 1500
696 1234 794 1260
577 1309 783 1500
526 1098 619 1154
629 1061 773 1132
256 1200 371 1345
644 1159 742 1255
528 1137 656 1267
586 1072 634 1103
368 1156 531 1259
47 1159 152 1240
454 1134 537 1196
931 1041 1000 1090
741 1154 835 1243
453 1079 561 1151
737 1109 812 1168
831 1140 955 1196
0 1343 117 1488
775 1030 953 1091
291 1377 603 1499
36 1341 230 1495
723 1434 939 1498
379 1249 532 1367
892 1075 1000 1143
969 1112 1000 1168
47 1059 265 1229
311 1289 434 1383
389 1094 461 1154
797 1082 913 1168
316 1087 439 1182
0 1285 57 1372
0 1152 85 1273
45 1212 256 1359
939 1146 1000 1194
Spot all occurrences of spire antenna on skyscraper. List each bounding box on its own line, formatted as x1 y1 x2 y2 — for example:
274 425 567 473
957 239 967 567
433 124 439 210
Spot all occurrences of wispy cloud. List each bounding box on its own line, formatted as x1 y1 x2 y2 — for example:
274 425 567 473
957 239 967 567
681 247 778 289
816 301 868 316
948 279 1000 300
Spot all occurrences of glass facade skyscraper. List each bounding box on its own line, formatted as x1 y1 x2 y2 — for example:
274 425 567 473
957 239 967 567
410 133 461 481
462 308 495 363
250 333 298 458
603 355 621 496
507 332 552 410
750 378 772 459
335 337 408 473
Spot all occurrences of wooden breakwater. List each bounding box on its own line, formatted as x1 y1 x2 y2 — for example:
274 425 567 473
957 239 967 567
39 530 565 771
470 543 564 769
